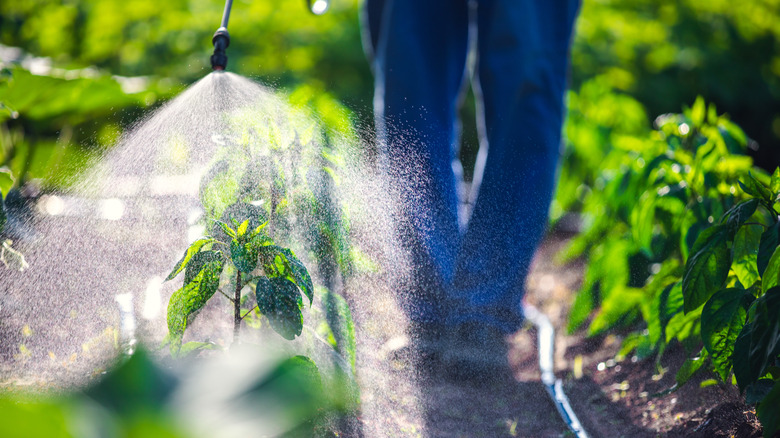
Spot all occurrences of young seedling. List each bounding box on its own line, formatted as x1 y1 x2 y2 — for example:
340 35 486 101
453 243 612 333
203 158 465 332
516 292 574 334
164 201 313 356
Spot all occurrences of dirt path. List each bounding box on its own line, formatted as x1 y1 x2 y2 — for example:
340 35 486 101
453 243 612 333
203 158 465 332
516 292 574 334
347 234 764 437
0 205 764 437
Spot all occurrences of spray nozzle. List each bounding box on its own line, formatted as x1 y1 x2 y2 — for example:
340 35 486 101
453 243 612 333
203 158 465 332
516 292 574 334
211 27 230 71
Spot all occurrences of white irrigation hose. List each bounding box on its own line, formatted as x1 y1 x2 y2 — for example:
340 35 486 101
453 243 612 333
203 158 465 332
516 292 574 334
523 304 589 438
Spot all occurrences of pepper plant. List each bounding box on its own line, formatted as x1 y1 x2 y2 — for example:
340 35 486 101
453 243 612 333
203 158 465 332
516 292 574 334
165 201 314 355
680 169 780 435
559 95 780 435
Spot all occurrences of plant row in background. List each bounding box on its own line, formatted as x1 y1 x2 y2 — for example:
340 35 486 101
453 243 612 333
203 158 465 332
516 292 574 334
556 89 780 435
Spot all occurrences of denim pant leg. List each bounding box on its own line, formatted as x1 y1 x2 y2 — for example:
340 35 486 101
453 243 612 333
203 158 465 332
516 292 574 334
371 0 470 324
449 0 580 332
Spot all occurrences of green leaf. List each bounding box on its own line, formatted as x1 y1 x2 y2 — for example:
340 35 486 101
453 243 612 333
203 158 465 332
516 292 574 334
230 238 259 273
630 192 656 255
690 96 706 126
211 202 267 244
255 277 304 340
758 222 780 276
658 282 684 342
184 250 223 285
763 246 780 294
280 248 314 304
567 287 594 334
745 379 775 405
0 168 14 198
733 287 780 390
732 224 762 288
723 199 759 234
258 245 314 304
166 257 224 354
675 348 708 389
322 290 357 372
770 167 780 194
236 219 249 237
756 380 780 438
732 323 753 391
240 355 324 421
85 349 176 414
0 195 6 233
217 221 236 240
178 341 219 358
589 287 643 336
682 225 731 313
739 172 773 203
701 288 751 381
165 238 215 281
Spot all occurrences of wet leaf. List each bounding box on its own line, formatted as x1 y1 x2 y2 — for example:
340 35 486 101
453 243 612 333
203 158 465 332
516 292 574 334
280 248 314 304
167 257 224 353
322 290 356 371
255 277 304 340
212 202 267 244
231 238 258 273
257 246 313 304
184 250 223 285
165 238 215 281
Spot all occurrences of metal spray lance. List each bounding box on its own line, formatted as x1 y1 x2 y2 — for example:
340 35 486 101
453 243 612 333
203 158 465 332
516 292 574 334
209 0 330 71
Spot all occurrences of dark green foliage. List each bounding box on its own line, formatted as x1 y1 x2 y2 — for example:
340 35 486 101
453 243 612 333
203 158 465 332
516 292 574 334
560 96 780 433
682 225 730 313
256 277 304 340
166 255 224 353
757 381 780 438
701 288 752 381
322 290 357 372
85 349 177 415
165 201 313 350
733 288 780 390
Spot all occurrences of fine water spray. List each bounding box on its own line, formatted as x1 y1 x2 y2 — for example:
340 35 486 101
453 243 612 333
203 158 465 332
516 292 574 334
209 0 329 71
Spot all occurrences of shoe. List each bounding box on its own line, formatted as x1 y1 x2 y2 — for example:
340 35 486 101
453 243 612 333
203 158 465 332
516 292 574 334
441 322 511 382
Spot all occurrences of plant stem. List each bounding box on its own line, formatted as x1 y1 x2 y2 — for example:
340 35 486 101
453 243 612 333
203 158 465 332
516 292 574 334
218 289 235 302
240 305 259 320
233 271 242 345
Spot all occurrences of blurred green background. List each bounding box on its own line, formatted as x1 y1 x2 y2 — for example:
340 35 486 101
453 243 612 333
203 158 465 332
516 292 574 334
1 0 778 191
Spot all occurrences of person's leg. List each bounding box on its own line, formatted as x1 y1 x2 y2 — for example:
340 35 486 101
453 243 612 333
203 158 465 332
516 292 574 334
449 0 580 332
371 0 471 325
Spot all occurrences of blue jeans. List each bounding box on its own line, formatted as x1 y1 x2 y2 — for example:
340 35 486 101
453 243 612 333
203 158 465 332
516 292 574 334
365 0 580 333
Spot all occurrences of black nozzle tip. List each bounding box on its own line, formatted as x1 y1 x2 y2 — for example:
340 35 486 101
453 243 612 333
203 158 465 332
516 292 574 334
211 28 230 71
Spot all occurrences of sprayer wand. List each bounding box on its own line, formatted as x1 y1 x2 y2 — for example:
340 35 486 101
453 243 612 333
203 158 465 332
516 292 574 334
210 0 233 70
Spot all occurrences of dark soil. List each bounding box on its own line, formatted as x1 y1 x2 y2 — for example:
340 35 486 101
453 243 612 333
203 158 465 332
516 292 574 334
520 234 767 438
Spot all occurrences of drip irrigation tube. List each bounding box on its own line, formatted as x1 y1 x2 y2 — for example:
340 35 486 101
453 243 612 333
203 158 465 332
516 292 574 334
523 304 589 438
